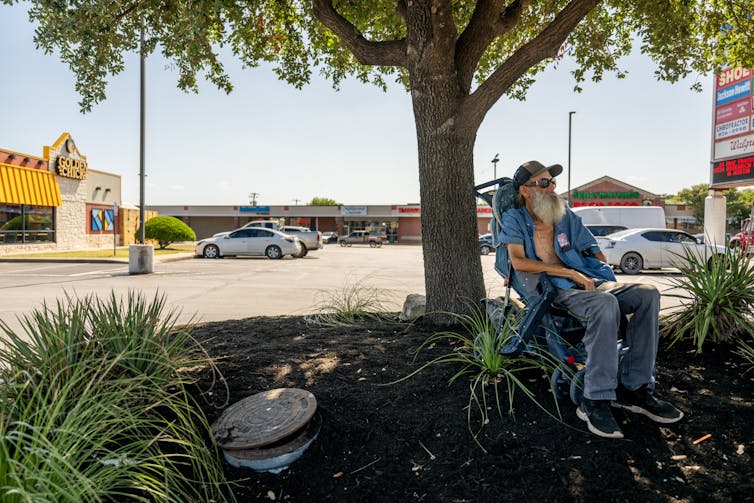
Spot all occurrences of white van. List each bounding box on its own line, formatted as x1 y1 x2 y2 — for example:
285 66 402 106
572 206 666 236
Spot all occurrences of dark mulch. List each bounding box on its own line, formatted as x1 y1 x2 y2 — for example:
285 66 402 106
188 316 754 502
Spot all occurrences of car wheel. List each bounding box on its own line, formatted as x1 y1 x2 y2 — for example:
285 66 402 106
619 252 643 274
297 244 308 258
203 244 220 259
480 244 492 255
369 241 377 248
265 245 283 259
339 241 347 247
707 253 729 271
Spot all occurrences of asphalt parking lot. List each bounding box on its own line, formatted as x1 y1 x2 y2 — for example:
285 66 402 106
0 244 684 334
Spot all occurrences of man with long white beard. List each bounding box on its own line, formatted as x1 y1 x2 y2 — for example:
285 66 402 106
499 161 683 439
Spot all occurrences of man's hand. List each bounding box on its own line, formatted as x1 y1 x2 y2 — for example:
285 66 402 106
570 270 596 291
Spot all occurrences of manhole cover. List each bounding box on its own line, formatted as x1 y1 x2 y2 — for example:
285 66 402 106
212 388 317 449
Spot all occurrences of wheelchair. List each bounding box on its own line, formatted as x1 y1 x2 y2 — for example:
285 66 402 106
474 177 627 405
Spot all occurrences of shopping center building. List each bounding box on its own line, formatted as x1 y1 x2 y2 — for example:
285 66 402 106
1 134 696 252
149 176 695 241
0 133 124 256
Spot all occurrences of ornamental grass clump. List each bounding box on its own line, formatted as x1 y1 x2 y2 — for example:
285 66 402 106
661 246 754 352
390 303 559 451
0 291 233 503
308 279 396 327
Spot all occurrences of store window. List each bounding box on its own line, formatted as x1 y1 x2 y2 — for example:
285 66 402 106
0 204 55 244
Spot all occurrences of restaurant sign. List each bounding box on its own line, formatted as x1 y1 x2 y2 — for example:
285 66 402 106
56 138 88 180
571 190 640 200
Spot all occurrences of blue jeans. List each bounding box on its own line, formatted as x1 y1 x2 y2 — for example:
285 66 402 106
553 281 660 401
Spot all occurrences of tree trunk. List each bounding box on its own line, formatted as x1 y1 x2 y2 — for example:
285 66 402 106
411 82 487 323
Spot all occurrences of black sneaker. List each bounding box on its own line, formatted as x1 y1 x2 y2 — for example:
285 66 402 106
577 398 624 439
612 385 684 424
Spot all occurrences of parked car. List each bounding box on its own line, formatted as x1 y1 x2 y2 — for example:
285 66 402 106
322 231 339 244
196 227 301 259
280 226 323 257
213 219 283 237
729 217 754 253
598 228 727 274
693 233 732 245
479 234 494 255
338 230 386 247
586 224 628 237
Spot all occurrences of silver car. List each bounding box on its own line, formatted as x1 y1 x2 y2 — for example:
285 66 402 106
195 227 301 259
598 228 727 274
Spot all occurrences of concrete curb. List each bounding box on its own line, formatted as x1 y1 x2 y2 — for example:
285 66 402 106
0 253 195 264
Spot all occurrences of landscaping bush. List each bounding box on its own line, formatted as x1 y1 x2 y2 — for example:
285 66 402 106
389 302 559 451
661 246 754 352
138 216 195 249
0 291 233 503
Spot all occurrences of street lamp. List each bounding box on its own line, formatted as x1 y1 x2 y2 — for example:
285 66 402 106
567 111 575 207
491 153 500 179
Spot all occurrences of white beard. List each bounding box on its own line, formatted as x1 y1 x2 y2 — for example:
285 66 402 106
530 190 566 226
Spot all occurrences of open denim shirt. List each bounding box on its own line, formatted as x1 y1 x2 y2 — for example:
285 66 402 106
499 206 616 290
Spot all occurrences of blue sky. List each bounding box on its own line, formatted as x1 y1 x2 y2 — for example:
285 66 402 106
1 5 715 206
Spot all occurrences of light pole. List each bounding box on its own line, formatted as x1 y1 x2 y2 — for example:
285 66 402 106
491 153 500 179
567 111 575 207
139 22 146 244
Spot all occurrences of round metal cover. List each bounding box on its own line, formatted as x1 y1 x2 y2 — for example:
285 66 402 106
212 388 317 449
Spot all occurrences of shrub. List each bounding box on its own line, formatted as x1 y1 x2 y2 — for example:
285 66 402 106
661 246 754 352
0 291 233 502
138 215 196 249
388 302 559 451
308 276 395 326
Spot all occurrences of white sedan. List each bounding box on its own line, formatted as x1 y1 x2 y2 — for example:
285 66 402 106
598 228 727 274
195 227 302 259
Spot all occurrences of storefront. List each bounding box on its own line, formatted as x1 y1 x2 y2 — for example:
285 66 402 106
150 176 685 243
150 203 494 242
0 133 122 255
566 176 665 207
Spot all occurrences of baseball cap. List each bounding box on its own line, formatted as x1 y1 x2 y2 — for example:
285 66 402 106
513 161 563 187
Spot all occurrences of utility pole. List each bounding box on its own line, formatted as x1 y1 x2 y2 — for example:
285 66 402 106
249 192 259 206
293 198 301 205
491 153 500 179
567 111 575 207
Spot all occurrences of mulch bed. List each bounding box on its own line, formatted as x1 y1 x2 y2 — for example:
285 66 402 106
188 316 754 502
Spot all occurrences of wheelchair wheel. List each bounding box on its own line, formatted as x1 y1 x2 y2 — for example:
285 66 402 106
569 368 586 406
550 367 571 400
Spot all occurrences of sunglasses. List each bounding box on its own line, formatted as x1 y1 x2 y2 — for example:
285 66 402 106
525 177 556 188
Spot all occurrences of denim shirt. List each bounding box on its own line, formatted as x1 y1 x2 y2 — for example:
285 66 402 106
499 206 616 290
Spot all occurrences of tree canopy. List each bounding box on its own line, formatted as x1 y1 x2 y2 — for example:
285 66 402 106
675 184 754 226
11 0 754 318
308 196 341 206
9 1 754 112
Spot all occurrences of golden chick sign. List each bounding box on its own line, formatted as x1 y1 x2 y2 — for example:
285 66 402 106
55 137 88 180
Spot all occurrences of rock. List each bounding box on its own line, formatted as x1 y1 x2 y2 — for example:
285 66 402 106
400 294 426 321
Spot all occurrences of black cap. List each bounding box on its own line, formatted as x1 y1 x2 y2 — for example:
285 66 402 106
513 160 563 187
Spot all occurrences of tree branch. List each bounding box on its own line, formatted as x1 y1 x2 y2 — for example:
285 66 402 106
456 0 531 93
461 0 602 128
311 0 407 68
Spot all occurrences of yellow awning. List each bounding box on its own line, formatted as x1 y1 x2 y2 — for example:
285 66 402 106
0 163 62 207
